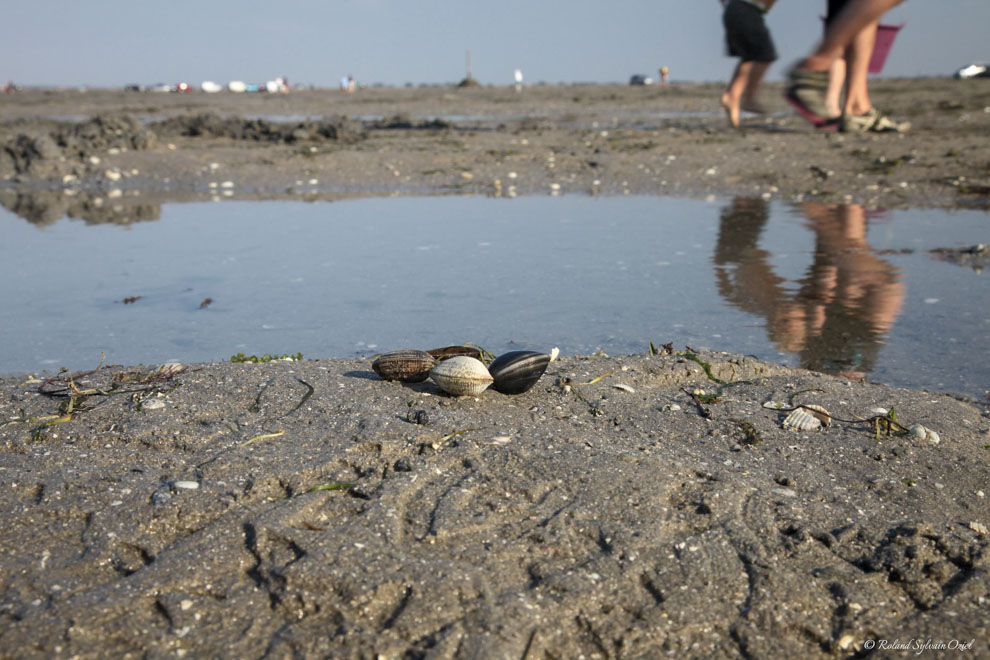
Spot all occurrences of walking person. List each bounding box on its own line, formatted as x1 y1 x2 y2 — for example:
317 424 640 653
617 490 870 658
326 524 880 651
719 0 778 128
787 0 909 131
820 0 910 131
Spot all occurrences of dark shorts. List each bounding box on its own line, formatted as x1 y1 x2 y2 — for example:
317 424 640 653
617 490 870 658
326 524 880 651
826 0 850 27
723 0 777 63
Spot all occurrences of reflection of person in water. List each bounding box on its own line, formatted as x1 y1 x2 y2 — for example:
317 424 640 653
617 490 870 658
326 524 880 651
713 197 904 376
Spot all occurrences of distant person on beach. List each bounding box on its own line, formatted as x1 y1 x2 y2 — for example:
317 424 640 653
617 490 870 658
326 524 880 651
787 0 909 132
659 66 669 87
719 0 777 128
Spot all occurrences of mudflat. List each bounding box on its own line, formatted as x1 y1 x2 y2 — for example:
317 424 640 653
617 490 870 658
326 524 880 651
1 80 989 658
2 78 990 213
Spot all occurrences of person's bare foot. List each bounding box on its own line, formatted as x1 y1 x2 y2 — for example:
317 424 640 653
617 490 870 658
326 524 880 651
720 92 740 128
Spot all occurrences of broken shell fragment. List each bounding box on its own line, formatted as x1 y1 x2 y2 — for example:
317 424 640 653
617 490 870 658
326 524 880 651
783 404 831 431
372 349 436 382
488 351 552 394
429 356 493 396
908 423 941 445
156 362 186 378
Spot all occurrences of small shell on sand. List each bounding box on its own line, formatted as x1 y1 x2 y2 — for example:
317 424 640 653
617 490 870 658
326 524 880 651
157 363 186 378
783 404 831 431
908 423 941 445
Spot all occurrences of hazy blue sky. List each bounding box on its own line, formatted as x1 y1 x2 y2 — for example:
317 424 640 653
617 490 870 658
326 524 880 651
2 1 987 88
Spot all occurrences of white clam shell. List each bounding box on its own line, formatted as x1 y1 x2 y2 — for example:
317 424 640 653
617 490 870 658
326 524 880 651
429 356 493 397
783 404 831 431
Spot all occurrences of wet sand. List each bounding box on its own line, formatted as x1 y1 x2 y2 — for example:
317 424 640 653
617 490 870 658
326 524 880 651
1 80 989 658
2 78 990 213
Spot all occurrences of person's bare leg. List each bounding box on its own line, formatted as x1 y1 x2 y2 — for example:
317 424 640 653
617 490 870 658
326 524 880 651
721 61 752 128
825 58 846 118
798 0 902 72
842 21 878 115
741 61 771 113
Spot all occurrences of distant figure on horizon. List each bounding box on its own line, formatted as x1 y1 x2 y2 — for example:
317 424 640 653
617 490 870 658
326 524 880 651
514 69 524 92
659 66 669 87
787 0 909 132
719 0 777 128
340 74 355 93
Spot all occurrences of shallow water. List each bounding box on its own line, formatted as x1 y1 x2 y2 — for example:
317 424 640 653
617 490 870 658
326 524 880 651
1 195 987 397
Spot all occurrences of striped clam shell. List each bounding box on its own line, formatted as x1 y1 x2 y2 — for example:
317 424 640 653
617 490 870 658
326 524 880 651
372 349 436 382
488 351 551 394
783 404 831 431
429 356 493 396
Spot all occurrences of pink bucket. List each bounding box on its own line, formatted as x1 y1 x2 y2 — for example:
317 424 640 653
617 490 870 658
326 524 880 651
869 23 903 74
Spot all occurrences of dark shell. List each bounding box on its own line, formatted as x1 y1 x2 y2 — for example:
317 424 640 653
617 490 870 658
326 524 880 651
426 345 483 362
372 349 436 382
488 351 551 394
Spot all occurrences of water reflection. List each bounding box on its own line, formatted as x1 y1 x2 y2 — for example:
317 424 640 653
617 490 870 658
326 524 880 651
0 189 160 227
714 197 905 378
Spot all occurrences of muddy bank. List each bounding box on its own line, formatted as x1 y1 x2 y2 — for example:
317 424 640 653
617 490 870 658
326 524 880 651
0 350 988 657
2 78 990 210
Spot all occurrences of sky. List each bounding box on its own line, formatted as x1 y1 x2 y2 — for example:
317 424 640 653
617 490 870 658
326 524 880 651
2 1 988 89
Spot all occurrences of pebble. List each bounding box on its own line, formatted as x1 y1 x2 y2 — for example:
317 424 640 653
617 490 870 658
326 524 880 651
172 480 200 490
407 409 429 425
142 399 165 411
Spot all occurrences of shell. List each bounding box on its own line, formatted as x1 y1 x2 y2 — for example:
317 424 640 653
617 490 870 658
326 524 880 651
156 362 186 378
488 351 551 394
372 349 436 382
908 423 940 445
426 345 483 362
783 404 831 431
429 356 493 396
